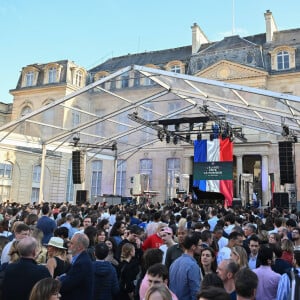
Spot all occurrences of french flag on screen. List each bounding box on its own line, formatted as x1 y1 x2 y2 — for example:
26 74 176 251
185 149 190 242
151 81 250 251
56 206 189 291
193 138 233 206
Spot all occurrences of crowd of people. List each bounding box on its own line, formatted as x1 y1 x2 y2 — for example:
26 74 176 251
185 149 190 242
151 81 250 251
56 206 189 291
0 198 299 299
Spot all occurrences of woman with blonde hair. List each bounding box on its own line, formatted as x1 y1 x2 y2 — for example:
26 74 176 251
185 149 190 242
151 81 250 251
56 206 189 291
230 245 249 268
29 277 61 300
145 285 172 300
46 237 70 277
117 243 140 300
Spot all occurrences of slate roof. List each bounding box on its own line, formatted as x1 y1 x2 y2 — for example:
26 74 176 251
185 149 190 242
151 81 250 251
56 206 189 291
89 46 192 74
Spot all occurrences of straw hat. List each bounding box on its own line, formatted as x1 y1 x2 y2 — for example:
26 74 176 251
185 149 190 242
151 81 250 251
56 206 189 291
46 237 67 249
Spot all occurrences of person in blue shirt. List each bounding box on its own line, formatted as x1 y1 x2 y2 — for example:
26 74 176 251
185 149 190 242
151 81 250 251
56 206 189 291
276 250 300 300
169 232 201 300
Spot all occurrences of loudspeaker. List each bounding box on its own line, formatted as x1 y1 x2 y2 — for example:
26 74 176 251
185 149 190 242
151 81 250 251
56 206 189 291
72 151 84 184
232 199 242 208
76 190 88 205
278 142 294 185
273 192 289 208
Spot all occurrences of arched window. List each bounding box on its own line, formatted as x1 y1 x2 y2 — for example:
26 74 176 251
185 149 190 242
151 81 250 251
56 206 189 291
91 160 102 198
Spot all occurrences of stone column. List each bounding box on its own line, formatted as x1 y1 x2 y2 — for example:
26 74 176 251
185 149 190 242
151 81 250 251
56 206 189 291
261 155 269 206
236 155 243 198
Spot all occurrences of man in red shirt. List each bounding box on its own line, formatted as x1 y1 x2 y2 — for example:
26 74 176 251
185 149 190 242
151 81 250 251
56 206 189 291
142 223 167 251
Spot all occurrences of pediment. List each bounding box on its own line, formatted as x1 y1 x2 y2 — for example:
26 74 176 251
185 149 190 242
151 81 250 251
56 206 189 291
195 60 268 80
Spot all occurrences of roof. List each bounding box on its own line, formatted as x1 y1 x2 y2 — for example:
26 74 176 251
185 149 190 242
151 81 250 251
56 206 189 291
0 65 300 158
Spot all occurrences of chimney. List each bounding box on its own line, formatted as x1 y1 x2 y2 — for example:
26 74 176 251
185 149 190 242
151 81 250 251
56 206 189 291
264 10 278 42
191 23 209 54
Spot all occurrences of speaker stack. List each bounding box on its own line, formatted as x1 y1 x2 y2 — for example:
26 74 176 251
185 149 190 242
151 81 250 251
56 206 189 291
278 141 294 185
273 192 289 208
76 190 88 205
72 151 84 184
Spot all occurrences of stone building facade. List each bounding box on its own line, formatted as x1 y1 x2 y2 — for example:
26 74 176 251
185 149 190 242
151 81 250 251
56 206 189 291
0 10 300 207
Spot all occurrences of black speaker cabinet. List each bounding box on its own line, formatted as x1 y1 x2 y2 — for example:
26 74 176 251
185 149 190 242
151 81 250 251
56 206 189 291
76 190 88 205
278 142 294 185
232 199 242 208
273 192 289 208
72 151 84 184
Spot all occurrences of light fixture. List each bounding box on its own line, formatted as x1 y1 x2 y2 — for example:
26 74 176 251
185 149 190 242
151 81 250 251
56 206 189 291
197 133 202 141
166 134 171 143
186 134 191 142
158 131 164 141
173 136 178 145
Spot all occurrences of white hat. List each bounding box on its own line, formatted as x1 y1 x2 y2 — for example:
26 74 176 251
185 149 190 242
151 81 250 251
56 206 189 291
46 237 67 249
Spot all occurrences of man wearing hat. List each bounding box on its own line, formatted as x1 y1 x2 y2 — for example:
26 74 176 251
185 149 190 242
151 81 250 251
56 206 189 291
159 227 176 264
116 224 143 262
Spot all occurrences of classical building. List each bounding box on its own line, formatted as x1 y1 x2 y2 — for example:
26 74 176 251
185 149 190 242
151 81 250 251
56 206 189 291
1 10 300 207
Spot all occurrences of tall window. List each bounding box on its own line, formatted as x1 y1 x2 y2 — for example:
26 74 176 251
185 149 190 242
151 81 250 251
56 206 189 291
0 161 12 203
0 162 12 179
91 160 102 198
116 160 126 196
121 72 129 88
25 71 34 87
134 71 140 87
75 70 83 87
166 158 180 200
277 51 290 70
170 65 181 73
32 165 41 183
31 165 41 202
72 110 80 127
0 185 10 202
95 109 105 138
142 103 154 142
48 67 57 83
140 159 153 188
66 159 74 202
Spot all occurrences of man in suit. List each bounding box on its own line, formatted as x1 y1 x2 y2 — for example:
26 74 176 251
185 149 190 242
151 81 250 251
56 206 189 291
2 236 51 300
59 233 94 300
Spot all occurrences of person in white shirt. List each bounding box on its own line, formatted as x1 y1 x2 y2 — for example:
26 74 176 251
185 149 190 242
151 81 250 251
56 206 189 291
217 231 243 265
159 227 176 264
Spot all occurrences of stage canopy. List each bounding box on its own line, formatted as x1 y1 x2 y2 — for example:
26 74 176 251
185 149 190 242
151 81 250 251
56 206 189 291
0 65 300 157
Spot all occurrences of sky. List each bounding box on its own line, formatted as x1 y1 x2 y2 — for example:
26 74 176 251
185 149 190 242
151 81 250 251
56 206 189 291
0 0 299 103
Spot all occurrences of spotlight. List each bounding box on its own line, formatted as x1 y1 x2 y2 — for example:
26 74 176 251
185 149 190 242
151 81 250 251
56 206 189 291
210 133 214 141
173 136 178 145
282 125 289 136
158 131 164 141
197 133 202 141
186 134 191 142
189 123 194 131
175 124 180 131
166 134 171 143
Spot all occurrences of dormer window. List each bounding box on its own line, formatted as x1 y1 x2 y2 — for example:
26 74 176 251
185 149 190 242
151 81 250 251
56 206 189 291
270 46 296 71
277 51 289 70
165 60 185 74
170 65 181 73
25 72 34 87
43 63 62 84
74 70 82 87
21 66 39 88
121 72 129 88
48 67 57 83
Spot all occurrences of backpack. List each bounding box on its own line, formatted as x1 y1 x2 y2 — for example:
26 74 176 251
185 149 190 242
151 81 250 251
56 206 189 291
287 268 300 300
